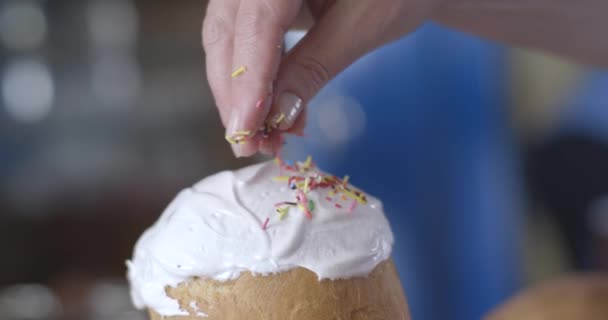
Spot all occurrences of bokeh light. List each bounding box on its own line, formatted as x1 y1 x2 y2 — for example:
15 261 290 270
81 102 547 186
0 2 47 51
315 94 367 146
2 59 54 123
0 284 62 319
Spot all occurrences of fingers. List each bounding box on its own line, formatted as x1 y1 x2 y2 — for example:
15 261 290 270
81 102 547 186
202 0 238 127
209 0 420 157
265 1 385 133
260 109 307 155
227 0 302 157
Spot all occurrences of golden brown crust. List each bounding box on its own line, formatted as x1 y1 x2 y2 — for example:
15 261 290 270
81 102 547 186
149 259 409 320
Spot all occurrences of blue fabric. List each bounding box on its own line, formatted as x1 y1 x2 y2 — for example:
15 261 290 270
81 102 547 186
284 23 522 320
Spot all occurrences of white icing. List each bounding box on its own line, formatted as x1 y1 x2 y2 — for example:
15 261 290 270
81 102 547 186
127 161 394 316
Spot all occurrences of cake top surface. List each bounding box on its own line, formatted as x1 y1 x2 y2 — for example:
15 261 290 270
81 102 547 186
127 157 394 316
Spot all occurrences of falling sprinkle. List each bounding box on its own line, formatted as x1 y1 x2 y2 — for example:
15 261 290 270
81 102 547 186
231 66 247 78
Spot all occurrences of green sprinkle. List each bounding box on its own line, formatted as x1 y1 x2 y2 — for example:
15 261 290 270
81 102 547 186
308 200 315 212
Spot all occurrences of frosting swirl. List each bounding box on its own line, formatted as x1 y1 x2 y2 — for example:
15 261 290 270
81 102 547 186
127 160 394 316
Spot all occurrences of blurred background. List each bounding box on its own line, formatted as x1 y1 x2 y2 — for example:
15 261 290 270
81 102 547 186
0 0 607 319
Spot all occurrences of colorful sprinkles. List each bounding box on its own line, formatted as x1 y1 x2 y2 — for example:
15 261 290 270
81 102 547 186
225 112 284 146
224 93 288 146
262 155 368 231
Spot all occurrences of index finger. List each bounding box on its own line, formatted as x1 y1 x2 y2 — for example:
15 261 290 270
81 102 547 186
202 0 238 127
226 0 301 157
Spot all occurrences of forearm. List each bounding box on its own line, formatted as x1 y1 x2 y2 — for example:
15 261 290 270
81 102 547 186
433 0 608 67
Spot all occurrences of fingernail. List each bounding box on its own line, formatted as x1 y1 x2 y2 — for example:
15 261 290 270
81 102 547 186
259 139 273 155
271 92 303 130
230 141 245 157
226 114 251 158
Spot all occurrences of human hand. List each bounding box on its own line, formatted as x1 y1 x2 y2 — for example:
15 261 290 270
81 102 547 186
485 274 608 320
202 0 443 157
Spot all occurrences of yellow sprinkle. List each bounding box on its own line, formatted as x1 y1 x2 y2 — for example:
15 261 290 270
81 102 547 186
304 156 312 167
272 176 289 181
342 175 350 185
274 112 285 124
342 189 357 199
225 135 236 144
277 207 289 220
233 130 252 136
304 177 310 193
231 66 247 78
342 189 367 204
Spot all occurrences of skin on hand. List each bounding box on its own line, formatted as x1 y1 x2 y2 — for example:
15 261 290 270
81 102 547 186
202 0 441 157
485 274 608 320
203 0 608 158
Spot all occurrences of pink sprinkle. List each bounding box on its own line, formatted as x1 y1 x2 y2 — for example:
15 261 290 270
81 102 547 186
335 203 342 209
255 97 265 109
262 217 270 230
325 196 333 202
348 200 358 213
296 190 308 203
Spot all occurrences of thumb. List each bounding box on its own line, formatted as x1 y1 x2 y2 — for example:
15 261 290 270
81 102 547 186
267 1 388 131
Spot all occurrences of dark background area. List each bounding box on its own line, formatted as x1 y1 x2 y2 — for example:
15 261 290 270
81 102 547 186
0 1 254 318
